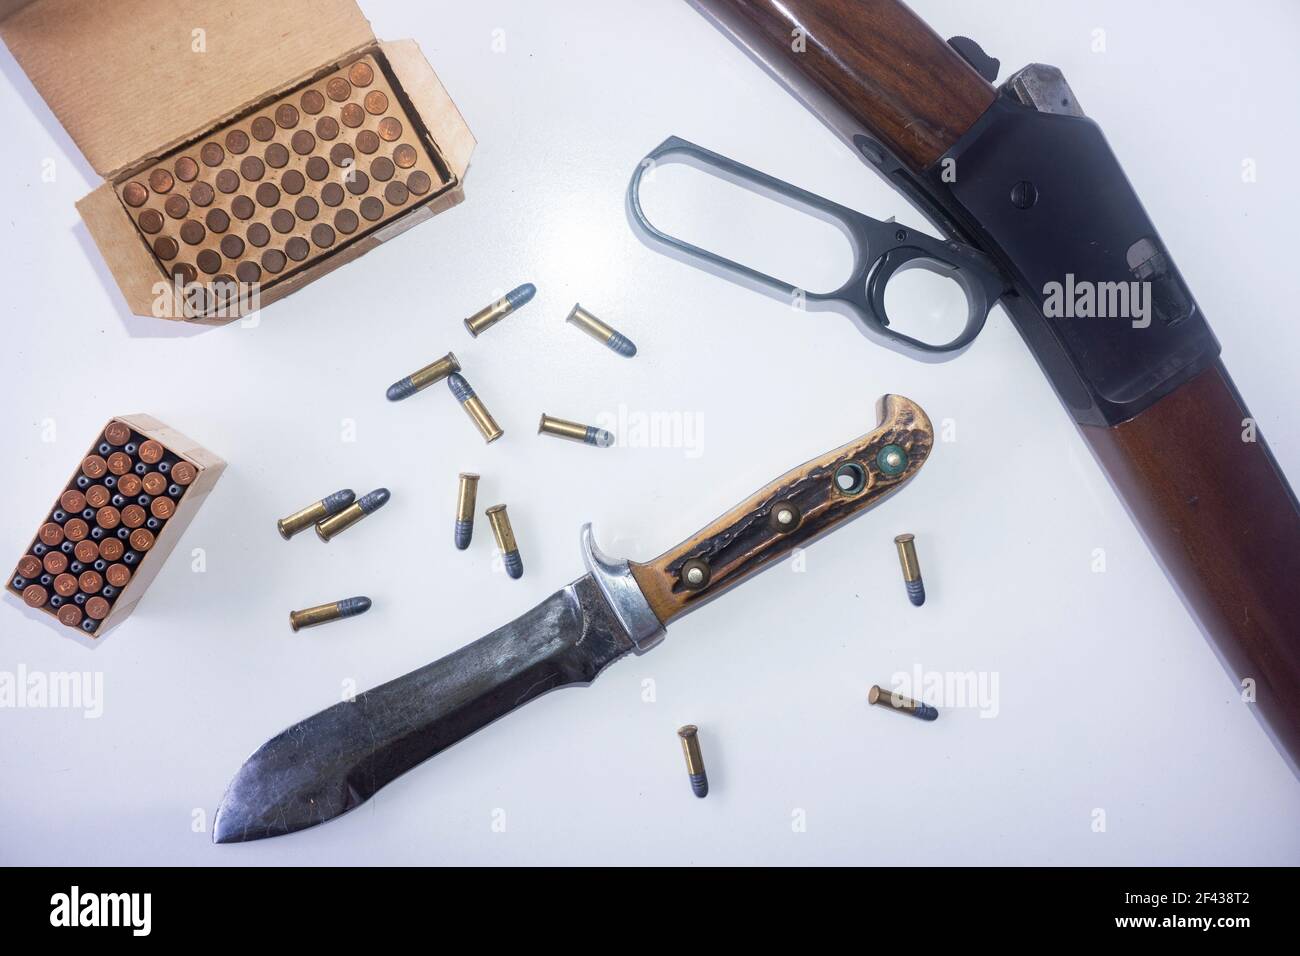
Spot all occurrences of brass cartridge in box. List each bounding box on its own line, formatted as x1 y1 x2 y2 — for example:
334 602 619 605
116 52 452 299
0 0 474 323
5 415 225 640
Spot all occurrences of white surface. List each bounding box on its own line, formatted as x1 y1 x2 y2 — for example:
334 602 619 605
1 0 1298 866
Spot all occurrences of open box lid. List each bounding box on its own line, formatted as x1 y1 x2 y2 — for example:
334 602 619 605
0 0 375 179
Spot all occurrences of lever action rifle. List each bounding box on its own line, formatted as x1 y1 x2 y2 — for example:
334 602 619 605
688 0 1300 763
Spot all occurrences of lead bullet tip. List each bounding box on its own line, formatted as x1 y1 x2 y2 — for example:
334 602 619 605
502 550 523 579
341 596 372 616
447 373 474 402
324 489 356 513
507 283 536 308
607 331 637 357
358 488 390 513
386 377 415 401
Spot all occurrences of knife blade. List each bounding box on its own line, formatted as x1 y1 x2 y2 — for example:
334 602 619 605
215 394 933 843
214 575 632 843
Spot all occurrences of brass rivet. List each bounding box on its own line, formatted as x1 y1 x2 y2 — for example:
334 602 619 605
681 558 711 591
769 502 801 533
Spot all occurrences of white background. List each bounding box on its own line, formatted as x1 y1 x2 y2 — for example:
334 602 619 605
1 0 1298 865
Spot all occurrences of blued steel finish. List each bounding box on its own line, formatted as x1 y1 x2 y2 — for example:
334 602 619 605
678 6 1218 422
213 575 634 843
916 81 1217 424
632 99 1217 421
628 136 1006 355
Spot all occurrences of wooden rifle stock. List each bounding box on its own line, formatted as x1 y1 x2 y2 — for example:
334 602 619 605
693 0 996 171
1083 362 1300 758
695 0 1300 763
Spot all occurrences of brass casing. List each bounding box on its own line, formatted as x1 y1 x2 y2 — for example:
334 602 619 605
409 352 461 391
566 303 615 343
316 502 365 542
894 533 921 582
678 725 704 774
278 501 328 539
462 396 504 443
538 414 589 443
289 602 342 631
464 298 513 336
456 473 480 522
485 504 517 552
868 684 919 712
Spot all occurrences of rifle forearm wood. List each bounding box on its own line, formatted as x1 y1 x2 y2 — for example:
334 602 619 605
1083 361 1300 762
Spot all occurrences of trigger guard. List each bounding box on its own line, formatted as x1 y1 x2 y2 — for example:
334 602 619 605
865 246 992 353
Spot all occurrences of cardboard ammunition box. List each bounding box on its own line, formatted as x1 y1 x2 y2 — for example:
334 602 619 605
0 0 474 323
6 415 225 641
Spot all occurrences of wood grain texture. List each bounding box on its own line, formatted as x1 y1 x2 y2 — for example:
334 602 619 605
694 0 995 170
1082 361 1300 763
630 395 932 625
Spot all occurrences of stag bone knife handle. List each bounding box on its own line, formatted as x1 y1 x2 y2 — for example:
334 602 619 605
628 394 933 626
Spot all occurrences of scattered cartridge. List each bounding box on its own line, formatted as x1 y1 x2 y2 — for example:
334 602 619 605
454 473 479 550
485 504 523 579
277 489 355 540
893 533 926 606
868 684 938 721
386 351 460 402
463 283 536 337
315 488 390 542
538 413 614 448
289 596 372 632
565 303 637 357
448 373 504 444
677 725 709 798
